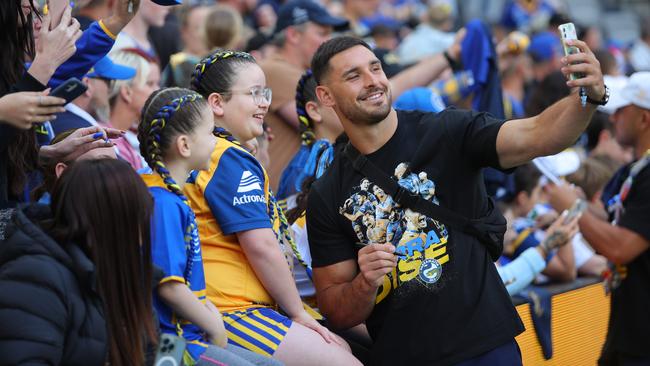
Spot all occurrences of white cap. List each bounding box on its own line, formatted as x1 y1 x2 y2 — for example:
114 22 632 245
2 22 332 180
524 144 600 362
598 75 628 114
620 72 650 110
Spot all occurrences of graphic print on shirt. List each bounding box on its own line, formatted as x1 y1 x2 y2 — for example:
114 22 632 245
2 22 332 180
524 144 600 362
233 170 266 206
339 162 449 303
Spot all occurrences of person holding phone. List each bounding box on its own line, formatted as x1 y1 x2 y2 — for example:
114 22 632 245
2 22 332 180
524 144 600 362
546 72 650 366
305 35 605 365
1 0 82 209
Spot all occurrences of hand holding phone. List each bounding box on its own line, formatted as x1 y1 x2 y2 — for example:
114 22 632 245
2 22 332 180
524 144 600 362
50 78 88 104
563 199 587 224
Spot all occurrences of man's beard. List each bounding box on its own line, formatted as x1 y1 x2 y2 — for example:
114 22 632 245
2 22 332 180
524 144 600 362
340 87 392 126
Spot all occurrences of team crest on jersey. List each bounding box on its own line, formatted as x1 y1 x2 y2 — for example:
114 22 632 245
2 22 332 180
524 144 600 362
339 162 450 301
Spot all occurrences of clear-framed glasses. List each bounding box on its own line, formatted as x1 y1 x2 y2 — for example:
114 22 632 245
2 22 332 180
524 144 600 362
225 86 272 105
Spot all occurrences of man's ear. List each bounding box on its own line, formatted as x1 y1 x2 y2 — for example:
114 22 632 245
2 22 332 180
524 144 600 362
315 85 335 108
55 162 68 178
175 135 192 158
82 77 93 98
285 26 302 46
641 109 650 130
120 84 132 105
305 100 322 123
207 92 225 117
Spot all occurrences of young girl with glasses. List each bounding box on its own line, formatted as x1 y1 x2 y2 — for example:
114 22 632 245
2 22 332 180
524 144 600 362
188 51 361 366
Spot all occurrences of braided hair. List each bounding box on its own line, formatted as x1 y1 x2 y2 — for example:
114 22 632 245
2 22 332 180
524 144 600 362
138 87 208 281
190 50 256 147
295 69 319 147
190 50 256 99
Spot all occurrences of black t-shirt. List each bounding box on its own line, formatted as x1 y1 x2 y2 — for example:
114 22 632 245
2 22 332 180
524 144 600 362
307 109 524 365
600 159 650 361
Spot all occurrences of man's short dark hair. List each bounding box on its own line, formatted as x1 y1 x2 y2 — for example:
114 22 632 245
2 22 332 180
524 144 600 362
311 36 372 84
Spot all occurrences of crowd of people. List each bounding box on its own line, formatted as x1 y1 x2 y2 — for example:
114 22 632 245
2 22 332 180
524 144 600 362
0 0 648 365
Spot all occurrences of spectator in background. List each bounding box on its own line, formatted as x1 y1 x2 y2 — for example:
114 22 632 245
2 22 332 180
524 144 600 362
629 17 650 72
501 51 533 119
52 56 136 135
583 111 633 171
254 1 278 36
546 72 650 366
112 0 171 58
162 4 210 88
503 163 577 283
340 0 381 36
106 48 161 170
204 4 245 52
499 208 580 295
565 157 612 276
395 0 455 65
525 71 570 116
74 0 114 30
579 25 603 53
500 0 556 34
527 31 562 85
0 159 157 365
595 48 622 77
259 0 348 191
369 24 399 51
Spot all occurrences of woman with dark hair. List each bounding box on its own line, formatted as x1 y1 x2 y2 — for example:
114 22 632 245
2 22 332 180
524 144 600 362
0 159 157 365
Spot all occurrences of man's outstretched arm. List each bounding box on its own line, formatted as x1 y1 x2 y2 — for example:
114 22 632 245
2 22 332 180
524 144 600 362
496 39 606 169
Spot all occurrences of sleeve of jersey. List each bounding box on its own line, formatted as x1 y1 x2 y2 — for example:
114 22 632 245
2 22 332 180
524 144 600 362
618 170 650 242
204 147 272 235
151 193 189 285
441 109 510 171
307 190 356 267
47 21 115 89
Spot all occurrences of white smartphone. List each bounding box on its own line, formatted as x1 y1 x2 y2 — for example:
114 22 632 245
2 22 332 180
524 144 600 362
564 199 587 224
558 22 584 81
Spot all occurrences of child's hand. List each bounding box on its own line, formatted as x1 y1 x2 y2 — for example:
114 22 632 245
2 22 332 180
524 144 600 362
207 328 228 348
205 302 229 348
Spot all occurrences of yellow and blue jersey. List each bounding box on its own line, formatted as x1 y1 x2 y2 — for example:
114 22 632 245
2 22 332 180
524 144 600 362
184 139 279 311
142 174 209 361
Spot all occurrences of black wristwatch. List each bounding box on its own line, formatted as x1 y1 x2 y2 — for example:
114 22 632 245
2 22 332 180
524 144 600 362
586 85 610 106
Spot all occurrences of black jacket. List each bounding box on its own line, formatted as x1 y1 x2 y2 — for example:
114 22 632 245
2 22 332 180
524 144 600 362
0 204 107 365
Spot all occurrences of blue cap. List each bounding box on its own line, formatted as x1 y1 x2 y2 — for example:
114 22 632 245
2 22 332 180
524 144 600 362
528 32 561 63
151 0 182 5
274 0 348 34
393 87 445 113
86 56 136 80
